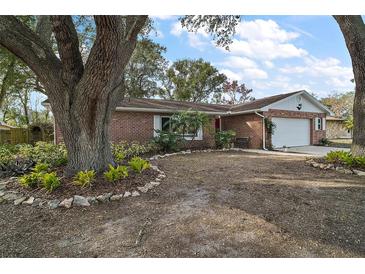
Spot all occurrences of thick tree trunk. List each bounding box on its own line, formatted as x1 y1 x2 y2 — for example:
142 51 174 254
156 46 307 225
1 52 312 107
334 16 365 156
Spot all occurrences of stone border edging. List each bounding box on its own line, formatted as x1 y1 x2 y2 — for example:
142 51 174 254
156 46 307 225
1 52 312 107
306 159 365 176
0 165 166 209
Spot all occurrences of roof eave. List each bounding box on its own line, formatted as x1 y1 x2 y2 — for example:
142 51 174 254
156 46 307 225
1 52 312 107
115 106 226 115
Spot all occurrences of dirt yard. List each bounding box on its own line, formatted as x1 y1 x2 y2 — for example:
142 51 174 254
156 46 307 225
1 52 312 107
0 151 364 257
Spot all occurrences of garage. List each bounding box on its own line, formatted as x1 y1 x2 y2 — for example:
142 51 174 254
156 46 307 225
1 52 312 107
271 117 310 148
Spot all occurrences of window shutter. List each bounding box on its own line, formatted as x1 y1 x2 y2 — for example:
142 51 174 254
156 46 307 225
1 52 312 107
322 118 326 130
153 115 161 137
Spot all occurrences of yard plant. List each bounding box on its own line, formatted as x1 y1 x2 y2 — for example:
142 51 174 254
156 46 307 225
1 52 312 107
104 164 129 182
128 157 151 173
215 130 236 149
325 150 365 169
73 170 96 188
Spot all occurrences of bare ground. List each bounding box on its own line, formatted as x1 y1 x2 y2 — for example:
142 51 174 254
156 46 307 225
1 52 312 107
0 151 364 257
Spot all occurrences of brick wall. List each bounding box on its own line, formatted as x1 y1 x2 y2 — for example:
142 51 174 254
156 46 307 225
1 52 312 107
264 109 326 146
221 113 263 149
55 111 216 148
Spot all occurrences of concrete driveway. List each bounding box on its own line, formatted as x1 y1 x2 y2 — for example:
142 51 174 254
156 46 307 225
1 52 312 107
276 145 350 156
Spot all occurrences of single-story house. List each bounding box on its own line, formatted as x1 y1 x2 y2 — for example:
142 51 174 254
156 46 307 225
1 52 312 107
46 90 333 149
326 116 352 139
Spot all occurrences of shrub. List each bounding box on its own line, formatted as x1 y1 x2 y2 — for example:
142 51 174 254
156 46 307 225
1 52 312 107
41 172 61 192
152 130 183 152
18 142 67 167
215 130 236 149
325 150 353 166
128 157 151 173
112 141 157 161
319 138 330 146
32 162 50 173
104 164 129 182
19 172 41 188
73 170 96 188
325 150 365 169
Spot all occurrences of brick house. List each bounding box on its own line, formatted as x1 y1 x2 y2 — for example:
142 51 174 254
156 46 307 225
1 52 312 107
47 90 333 149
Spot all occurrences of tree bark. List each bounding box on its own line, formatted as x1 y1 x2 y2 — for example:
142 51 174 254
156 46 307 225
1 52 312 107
0 15 148 175
334 16 365 156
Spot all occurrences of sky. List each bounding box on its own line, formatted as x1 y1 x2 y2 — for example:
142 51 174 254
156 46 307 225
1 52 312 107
150 15 355 99
32 15 357 109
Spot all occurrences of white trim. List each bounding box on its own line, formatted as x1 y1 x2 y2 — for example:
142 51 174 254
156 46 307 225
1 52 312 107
153 115 161 137
322 117 326 130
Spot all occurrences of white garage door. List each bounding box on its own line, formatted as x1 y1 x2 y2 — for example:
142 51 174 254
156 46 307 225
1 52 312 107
271 117 310 148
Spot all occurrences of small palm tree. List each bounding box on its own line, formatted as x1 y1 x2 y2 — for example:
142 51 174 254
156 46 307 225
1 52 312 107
345 116 353 130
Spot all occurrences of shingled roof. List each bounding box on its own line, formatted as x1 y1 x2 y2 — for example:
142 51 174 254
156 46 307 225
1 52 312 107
43 90 314 114
116 90 303 114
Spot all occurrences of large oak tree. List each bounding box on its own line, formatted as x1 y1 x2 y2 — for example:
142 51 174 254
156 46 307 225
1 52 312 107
334 16 365 156
0 15 239 175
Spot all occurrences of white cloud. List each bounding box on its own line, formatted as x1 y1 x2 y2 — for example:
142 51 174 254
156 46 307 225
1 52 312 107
220 66 268 81
170 22 183 36
279 56 354 89
170 22 209 49
220 56 258 70
227 39 307 60
263 61 275 69
220 69 243 81
236 19 300 42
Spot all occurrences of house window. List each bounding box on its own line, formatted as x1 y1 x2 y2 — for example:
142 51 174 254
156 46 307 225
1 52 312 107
153 115 203 140
315 117 326 130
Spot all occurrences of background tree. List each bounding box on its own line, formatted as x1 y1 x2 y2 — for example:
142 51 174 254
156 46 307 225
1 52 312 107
161 59 227 102
125 38 168 98
334 16 365 156
0 15 240 174
214 80 254 104
320 91 354 118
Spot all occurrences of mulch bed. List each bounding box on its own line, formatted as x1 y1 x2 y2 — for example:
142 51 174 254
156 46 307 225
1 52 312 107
5 166 159 200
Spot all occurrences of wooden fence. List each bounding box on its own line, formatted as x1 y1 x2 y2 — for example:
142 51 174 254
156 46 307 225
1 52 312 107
0 128 29 145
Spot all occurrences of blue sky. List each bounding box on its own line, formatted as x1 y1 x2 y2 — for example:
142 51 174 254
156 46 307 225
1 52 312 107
150 15 355 99
32 15 357 109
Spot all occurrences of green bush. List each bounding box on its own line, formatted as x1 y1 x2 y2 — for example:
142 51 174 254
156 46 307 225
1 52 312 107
215 130 236 149
112 141 157 162
73 170 96 188
152 130 183 152
32 162 50 173
19 142 67 167
128 157 151 173
41 172 61 192
325 150 365 169
319 138 330 146
19 172 41 188
104 164 129 182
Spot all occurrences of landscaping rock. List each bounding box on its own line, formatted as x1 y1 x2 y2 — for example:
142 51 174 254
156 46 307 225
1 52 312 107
124 191 131 197
344 169 354 174
96 193 112 203
2 192 20 201
48 199 60 209
73 195 90 207
14 197 27 206
22 197 35 205
311 162 320 168
150 181 160 186
32 198 43 207
157 174 166 179
137 186 149 193
0 191 5 197
87 196 98 204
110 194 123 201
319 163 327 169
353 169 365 176
59 198 73 208
131 191 140 197
145 182 154 189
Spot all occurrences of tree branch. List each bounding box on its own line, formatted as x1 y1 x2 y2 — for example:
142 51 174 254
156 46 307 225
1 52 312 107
0 16 62 94
50 16 84 89
36 16 52 48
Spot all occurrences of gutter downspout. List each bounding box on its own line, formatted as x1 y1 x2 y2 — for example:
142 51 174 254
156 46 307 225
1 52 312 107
254 111 267 150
